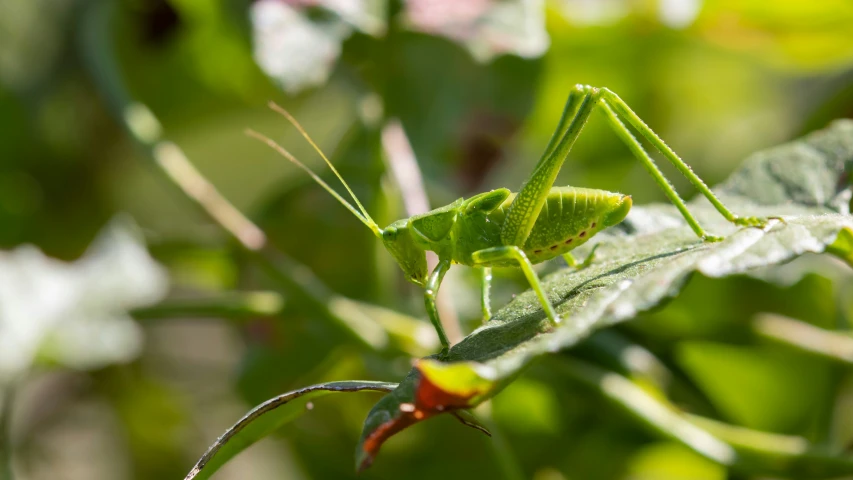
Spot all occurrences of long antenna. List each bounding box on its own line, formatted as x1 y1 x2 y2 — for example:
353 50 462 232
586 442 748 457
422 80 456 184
246 128 382 236
267 102 377 228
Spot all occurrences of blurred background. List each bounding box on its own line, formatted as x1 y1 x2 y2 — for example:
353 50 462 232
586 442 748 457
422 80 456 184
1 0 853 479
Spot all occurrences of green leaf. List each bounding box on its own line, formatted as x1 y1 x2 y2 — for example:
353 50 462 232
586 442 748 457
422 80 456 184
827 225 853 266
695 1 853 71
624 443 727 480
557 356 853 478
675 342 832 431
355 120 853 471
186 381 396 480
753 313 853 366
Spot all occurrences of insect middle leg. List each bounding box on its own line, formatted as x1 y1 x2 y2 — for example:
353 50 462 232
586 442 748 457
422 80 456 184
563 243 601 269
472 246 560 327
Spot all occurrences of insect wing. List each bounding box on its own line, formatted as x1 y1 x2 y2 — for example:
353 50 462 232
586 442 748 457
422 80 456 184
464 188 511 215
411 203 461 242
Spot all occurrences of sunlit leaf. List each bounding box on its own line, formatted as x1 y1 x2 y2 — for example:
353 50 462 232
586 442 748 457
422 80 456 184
624 442 726 480
355 120 853 471
695 0 853 71
675 342 831 431
827 226 853 267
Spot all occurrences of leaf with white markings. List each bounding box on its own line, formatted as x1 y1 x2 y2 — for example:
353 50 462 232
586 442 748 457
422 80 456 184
356 120 853 471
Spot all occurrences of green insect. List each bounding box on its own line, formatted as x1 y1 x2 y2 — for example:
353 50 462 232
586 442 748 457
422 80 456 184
248 84 769 355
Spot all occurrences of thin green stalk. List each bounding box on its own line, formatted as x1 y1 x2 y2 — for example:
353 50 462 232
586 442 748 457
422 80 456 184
753 313 853 366
555 356 737 466
0 387 13 480
76 0 410 354
571 331 720 416
130 291 286 321
752 311 851 447
576 330 672 388
473 403 527 480
554 356 853 478
686 414 853 470
79 2 265 252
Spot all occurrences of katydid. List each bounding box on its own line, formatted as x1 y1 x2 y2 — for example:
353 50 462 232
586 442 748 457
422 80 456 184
248 84 770 355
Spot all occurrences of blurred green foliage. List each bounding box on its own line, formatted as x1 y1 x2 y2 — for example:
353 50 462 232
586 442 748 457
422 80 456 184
1 0 853 479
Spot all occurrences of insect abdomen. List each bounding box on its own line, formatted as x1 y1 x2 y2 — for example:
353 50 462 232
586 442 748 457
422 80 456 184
489 187 628 264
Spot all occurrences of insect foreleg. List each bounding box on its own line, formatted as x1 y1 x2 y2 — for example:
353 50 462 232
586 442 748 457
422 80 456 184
599 88 767 231
425 258 452 352
472 247 560 327
478 266 492 323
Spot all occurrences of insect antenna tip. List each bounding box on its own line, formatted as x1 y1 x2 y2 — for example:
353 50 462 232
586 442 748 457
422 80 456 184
244 128 267 143
267 101 293 119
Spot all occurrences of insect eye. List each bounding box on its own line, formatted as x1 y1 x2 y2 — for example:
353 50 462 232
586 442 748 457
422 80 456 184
383 227 397 240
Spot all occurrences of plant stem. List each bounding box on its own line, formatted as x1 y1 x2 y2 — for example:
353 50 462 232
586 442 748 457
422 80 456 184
77 0 424 355
753 313 853 366
0 386 14 480
381 120 463 343
554 356 853 478
77 2 264 251
473 403 526 480
130 291 286 321
555 356 737 466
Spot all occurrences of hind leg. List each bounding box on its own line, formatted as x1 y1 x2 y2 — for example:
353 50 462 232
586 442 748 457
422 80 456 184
472 246 560 327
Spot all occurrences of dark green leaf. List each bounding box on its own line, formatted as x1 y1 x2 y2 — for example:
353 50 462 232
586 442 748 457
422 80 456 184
557 356 853 479
186 381 396 480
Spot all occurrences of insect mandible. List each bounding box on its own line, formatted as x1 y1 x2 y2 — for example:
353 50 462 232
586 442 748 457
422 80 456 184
248 84 770 356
